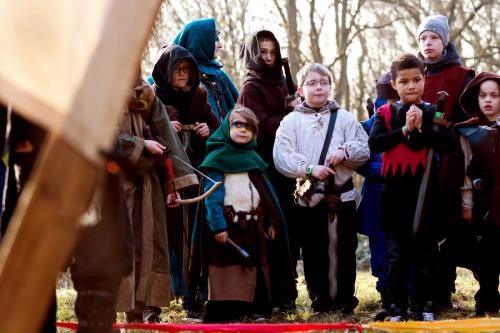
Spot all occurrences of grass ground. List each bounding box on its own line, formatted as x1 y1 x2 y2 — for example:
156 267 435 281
57 266 492 326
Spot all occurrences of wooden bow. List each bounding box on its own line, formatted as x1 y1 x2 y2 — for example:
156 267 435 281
172 155 222 204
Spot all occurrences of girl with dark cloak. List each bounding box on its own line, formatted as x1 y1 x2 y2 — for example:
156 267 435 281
237 29 299 312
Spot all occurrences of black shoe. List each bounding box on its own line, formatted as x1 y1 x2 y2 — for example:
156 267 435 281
252 314 266 322
434 296 453 312
143 307 161 323
125 310 143 323
186 309 202 317
279 301 296 314
374 309 390 321
340 297 359 314
476 306 499 317
311 300 331 313
389 303 406 320
407 310 422 321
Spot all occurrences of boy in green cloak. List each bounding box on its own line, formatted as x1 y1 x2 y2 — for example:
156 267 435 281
197 107 295 322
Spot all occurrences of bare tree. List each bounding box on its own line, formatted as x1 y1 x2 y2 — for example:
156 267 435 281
272 0 302 77
144 0 499 118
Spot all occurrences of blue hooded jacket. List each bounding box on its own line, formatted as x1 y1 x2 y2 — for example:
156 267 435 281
173 18 239 122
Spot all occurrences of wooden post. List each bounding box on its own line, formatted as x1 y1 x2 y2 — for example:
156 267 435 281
0 1 162 332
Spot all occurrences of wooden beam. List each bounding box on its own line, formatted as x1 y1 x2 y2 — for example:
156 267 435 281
0 135 97 333
0 1 162 332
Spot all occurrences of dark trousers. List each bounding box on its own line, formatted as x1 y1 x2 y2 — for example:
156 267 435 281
381 180 437 314
73 278 120 333
296 200 358 312
385 229 437 313
475 224 500 313
433 189 463 305
369 231 389 293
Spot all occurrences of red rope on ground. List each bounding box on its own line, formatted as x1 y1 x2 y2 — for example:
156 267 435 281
57 322 363 332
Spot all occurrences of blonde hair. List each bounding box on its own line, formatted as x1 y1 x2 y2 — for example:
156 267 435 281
230 106 259 138
296 63 333 88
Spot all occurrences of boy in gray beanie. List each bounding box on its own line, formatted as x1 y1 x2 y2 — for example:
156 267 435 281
416 14 475 314
417 15 449 49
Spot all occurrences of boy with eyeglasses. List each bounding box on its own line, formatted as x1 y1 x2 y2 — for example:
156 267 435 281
151 44 218 313
273 63 369 315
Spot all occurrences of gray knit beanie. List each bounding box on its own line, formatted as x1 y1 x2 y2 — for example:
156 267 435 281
417 15 449 46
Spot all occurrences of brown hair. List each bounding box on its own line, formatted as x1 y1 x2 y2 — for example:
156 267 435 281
390 53 424 80
256 31 276 43
296 63 333 87
230 106 259 138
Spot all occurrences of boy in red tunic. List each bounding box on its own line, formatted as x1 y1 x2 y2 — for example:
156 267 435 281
369 53 454 322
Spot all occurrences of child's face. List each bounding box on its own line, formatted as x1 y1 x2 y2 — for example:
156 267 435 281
391 68 424 105
298 71 331 108
171 60 191 89
418 31 444 61
229 113 253 145
259 39 277 67
478 80 500 122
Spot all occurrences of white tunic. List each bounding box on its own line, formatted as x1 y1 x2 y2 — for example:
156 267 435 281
273 100 369 201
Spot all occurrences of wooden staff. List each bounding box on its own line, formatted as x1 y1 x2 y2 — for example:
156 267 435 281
413 91 449 236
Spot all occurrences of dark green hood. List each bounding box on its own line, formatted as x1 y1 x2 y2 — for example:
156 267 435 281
200 111 268 173
172 18 239 121
172 18 221 72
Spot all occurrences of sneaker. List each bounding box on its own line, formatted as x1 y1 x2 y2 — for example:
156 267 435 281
422 312 435 321
390 315 403 322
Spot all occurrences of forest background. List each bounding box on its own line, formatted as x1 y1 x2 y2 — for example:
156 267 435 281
143 0 499 121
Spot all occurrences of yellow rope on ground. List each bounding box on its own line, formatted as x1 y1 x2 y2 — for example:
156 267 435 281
364 318 500 332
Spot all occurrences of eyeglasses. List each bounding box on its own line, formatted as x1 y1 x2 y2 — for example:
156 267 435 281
304 80 331 88
231 120 251 130
174 66 191 74
215 31 221 42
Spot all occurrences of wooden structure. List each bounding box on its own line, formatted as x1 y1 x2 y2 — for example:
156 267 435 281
0 1 162 332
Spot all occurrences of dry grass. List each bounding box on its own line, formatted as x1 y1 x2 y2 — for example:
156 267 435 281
57 266 493 326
